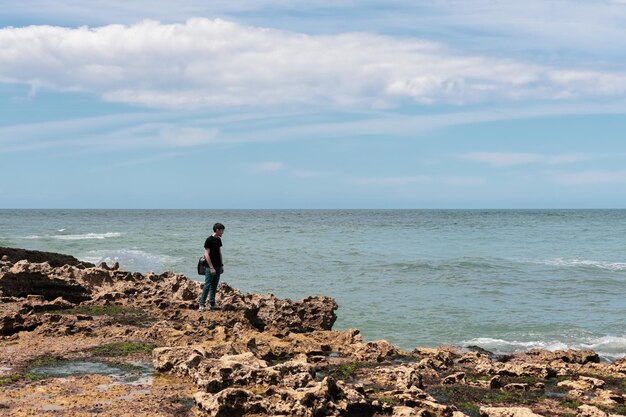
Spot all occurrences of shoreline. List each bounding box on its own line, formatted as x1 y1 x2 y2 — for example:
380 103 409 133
1 247 625 417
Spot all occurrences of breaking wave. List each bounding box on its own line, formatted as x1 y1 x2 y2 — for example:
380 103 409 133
22 232 122 240
542 258 626 271
462 335 626 362
82 249 181 274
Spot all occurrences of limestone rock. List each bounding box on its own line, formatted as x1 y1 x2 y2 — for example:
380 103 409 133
1 249 625 417
558 376 606 391
479 406 545 417
0 261 91 303
442 372 466 385
0 246 93 267
577 404 609 417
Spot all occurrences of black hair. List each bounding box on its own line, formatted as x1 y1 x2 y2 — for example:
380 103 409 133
213 222 225 232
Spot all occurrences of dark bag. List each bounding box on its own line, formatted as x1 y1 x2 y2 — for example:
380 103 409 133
197 256 207 275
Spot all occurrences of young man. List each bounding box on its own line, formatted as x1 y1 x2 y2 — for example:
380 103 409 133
198 222 225 311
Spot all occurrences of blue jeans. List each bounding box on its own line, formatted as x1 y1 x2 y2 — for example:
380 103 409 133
199 267 221 307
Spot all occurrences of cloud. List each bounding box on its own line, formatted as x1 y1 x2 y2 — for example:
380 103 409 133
462 152 543 167
89 151 186 171
552 169 626 185
247 161 284 173
2 19 626 110
443 176 485 186
0 112 221 153
291 169 331 178
462 152 595 167
349 176 432 186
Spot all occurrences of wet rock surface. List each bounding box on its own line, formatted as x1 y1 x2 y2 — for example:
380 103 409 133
1 248 625 417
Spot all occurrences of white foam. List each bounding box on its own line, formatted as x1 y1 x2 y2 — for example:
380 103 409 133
83 249 181 273
462 335 626 361
53 232 122 240
543 258 626 271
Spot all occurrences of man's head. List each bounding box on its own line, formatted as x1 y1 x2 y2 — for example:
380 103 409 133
213 223 225 236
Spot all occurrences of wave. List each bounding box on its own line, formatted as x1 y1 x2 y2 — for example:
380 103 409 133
22 232 122 240
81 249 181 274
381 256 522 275
54 232 122 240
542 258 626 271
462 335 626 362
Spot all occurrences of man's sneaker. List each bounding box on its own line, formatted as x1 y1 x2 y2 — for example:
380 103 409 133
198 305 205 311
210 305 220 311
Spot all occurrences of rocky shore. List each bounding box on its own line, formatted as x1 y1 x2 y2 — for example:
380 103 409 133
1 247 625 417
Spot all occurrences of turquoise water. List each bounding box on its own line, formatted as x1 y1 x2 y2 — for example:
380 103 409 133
1 209 625 360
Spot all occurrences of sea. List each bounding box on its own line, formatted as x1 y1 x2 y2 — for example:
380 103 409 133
1 209 625 361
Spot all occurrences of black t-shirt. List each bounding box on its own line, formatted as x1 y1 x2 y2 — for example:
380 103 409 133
204 235 223 267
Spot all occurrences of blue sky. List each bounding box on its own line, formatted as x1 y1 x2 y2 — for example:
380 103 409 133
2 0 626 208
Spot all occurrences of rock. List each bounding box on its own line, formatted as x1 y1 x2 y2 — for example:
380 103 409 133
2 248 625 417
194 388 260 417
577 404 609 417
0 247 94 268
391 406 423 416
479 406 545 416
489 376 504 389
353 339 399 362
503 383 530 391
370 365 424 390
589 388 625 408
0 261 91 303
442 372 467 385
558 376 606 391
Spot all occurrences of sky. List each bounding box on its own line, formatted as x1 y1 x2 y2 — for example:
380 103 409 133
1 0 626 209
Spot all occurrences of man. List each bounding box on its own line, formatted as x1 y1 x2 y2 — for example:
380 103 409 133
198 222 225 311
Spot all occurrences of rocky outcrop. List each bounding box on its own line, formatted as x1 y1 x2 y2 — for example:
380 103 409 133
0 261 92 303
0 250 625 417
0 246 93 268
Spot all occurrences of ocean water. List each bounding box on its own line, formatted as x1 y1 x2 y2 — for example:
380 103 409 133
1 209 625 360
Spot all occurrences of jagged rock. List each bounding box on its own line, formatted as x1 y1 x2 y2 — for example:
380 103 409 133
0 261 91 303
576 404 609 417
391 406 424 416
370 364 424 390
442 372 466 385
1 249 625 417
0 312 40 335
558 376 606 391
0 247 94 267
194 388 262 417
479 406 545 417
589 389 625 408
489 375 504 389
503 383 530 391
515 349 600 366
218 284 338 333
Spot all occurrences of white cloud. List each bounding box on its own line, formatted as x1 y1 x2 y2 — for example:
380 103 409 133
349 176 431 186
462 152 596 167
552 169 626 185
2 18 626 110
247 161 284 173
443 176 485 186
291 169 331 178
462 152 543 167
